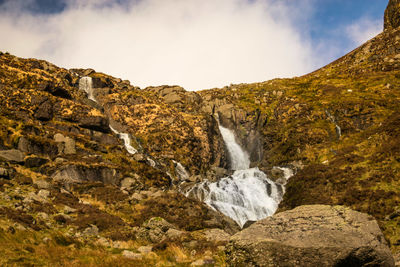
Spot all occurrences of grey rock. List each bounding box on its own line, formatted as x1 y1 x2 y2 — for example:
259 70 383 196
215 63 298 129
54 134 76 155
63 205 77 214
37 189 50 199
83 225 99 236
166 228 187 240
122 250 142 260
137 246 153 254
34 180 51 189
0 149 25 163
37 212 49 221
120 177 136 189
226 205 395 267
52 165 120 185
201 228 230 245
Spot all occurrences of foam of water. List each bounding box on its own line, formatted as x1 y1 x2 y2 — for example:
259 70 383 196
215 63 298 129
186 125 291 227
79 76 96 102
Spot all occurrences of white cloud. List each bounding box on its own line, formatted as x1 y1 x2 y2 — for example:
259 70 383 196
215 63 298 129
0 0 321 90
346 17 382 47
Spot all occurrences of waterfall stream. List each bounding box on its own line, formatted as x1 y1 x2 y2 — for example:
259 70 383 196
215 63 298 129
79 76 138 155
79 76 96 102
186 125 290 228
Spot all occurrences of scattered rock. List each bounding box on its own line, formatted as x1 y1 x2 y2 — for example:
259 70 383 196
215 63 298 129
120 177 136 189
0 167 11 179
201 228 230 245
37 212 49 221
138 246 153 254
96 237 110 247
166 228 187 240
52 165 120 185
54 133 76 155
122 250 143 260
83 225 99 236
25 156 48 168
37 189 50 199
137 217 175 243
34 180 51 189
226 205 395 267
0 149 25 163
53 214 71 224
63 205 77 214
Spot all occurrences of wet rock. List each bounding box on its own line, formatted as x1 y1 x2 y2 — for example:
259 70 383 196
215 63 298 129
226 205 395 267
0 149 25 163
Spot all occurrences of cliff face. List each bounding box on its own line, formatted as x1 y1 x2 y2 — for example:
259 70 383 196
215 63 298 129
0 1 400 264
385 0 400 30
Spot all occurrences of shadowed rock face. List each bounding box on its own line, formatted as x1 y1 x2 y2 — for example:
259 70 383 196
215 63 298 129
226 205 395 267
385 0 400 30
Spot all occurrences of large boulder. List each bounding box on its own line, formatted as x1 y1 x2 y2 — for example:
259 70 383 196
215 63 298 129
226 205 395 267
385 0 400 30
0 149 25 163
52 165 120 185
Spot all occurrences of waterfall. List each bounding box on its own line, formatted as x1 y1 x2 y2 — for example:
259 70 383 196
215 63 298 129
186 125 290 228
79 76 96 102
173 160 190 180
109 125 138 154
218 125 250 170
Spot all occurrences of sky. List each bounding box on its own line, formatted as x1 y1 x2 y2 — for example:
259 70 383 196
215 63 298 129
0 0 388 91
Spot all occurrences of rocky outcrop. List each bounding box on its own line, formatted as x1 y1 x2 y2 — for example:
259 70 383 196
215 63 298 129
226 205 394 267
52 165 121 185
385 0 400 30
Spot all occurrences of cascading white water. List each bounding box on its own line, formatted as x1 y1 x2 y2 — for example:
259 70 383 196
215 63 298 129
186 125 290 228
218 125 250 170
173 160 190 180
79 76 96 102
109 125 138 154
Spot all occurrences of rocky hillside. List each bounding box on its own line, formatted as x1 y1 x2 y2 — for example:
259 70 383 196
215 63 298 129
0 0 399 266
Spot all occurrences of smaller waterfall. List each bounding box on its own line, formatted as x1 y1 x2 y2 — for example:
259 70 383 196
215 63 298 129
110 125 138 154
79 76 96 102
173 160 190 180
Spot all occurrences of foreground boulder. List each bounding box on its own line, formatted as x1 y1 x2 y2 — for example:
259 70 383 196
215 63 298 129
226 205 394 267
